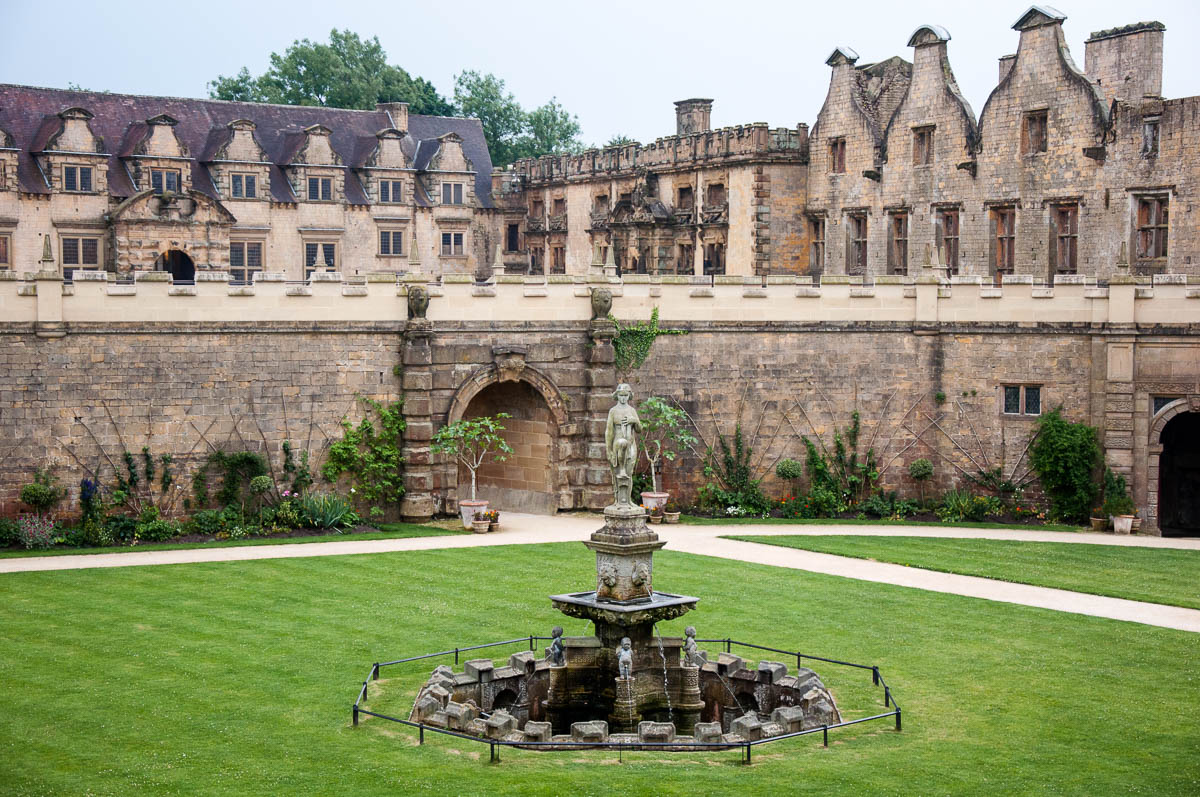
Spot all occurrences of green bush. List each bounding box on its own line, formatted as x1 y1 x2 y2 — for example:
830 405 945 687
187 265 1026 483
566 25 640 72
103 515 139 545
775 458 804 482
699 423 770 514
186 509 226 537
0 517 21 547
298 492 358 530
19 470 65 515
937 490 1002 523
1100 469 1135 517
135 519 179 543
323 397 407 519
862 491 919 519
1029 409 1100 523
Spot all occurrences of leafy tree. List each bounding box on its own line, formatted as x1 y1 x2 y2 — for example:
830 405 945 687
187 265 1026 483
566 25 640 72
453 71 528 167
517 97 583 159
638 397 697 494
431 413 514 501
208 30 453 115
605 134 637 148
908 458 933 507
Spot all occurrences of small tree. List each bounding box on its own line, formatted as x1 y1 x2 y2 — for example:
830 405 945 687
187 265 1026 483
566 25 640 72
431 413 514 501
639 397 697 494
1029 408 1100 523
909 458 933 507
19 469 65 517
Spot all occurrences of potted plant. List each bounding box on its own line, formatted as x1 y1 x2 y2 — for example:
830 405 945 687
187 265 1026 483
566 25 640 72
431 413 514 529
487 509 500 532
471 511 492 534
647 504 664 524
664 501 681 524
1101 468 1135 535
1089 508 1108 532
638 396 697 513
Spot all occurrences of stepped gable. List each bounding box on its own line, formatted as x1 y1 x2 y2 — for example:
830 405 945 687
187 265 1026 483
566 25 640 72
0 84 494 207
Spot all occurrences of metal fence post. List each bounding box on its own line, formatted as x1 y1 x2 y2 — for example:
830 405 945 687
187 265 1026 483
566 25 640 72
419 724 424 744
455 647 459 665
823 725 828 747
895 707 902 732
372 663 380 680
745 742 752 765
352 706 359 727
872 666 879 686
885 686 891 708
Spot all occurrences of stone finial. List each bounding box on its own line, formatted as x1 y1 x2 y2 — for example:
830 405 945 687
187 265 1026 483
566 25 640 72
1117 240 1130 270
603 242 617 278
39 234 54 265
408 229 421 265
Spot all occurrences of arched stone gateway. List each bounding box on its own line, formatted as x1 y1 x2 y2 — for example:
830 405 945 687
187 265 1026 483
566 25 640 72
1149 399 1200 536
443 352 578 515
156 249 195 282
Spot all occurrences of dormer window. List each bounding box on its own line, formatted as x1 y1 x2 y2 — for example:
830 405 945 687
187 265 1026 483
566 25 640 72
308 177 332 201
150 168 181 194
442 183 463 205
64 165 93 192
379 179 404 203
231 174 257 199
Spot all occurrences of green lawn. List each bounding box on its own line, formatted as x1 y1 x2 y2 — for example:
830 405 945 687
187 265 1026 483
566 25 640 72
725 535 1200 610
0 522 462 559
1 544 1197 795
682 514 1083 532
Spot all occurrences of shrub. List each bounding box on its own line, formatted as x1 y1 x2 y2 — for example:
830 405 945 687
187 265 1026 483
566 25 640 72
298 492 358 529
18 514 56 550
1100 468 1135 517
699 423 770 515
323 396 407 519
638 396 697 493
271 497 303 529
908 458 933 506
775 458 805 482
103 515 139 544
19 470 65 515
1029 409 1100 523
799 412 878 508
0 517 20 547
862 491 919 520
937 490 1002 523
186 509 226 537
136 519 179 543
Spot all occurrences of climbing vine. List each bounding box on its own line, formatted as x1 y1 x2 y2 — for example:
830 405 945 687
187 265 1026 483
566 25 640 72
191 451 269 509
321 396 406 519
609 307 687 379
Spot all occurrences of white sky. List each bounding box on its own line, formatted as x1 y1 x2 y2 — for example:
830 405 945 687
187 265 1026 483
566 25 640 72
3 1 1197 147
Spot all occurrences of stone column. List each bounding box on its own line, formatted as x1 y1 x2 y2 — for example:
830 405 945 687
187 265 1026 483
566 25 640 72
400 317 435 522
585 303 617 510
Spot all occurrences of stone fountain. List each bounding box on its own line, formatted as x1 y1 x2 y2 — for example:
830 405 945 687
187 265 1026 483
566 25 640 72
407 385 840 747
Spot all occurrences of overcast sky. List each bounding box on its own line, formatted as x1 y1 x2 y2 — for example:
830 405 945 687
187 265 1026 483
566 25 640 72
3 1 1197 147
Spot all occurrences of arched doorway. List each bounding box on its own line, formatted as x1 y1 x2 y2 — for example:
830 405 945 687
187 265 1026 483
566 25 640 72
459 379 558 514
1159 411 1200 536
157 249 195 282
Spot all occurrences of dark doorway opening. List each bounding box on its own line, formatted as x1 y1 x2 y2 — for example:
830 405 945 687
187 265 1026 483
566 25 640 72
1159 412 1200 536
157 249 195 282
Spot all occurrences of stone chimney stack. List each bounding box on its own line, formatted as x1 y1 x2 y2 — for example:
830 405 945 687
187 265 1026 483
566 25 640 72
674 99 713 135
1085 22 1165 105
376 102 410 133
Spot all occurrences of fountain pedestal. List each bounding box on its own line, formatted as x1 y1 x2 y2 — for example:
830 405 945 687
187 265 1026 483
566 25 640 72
546 502 701 734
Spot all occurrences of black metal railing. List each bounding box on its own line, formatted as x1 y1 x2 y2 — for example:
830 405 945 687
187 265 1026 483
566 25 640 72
350 634 902 764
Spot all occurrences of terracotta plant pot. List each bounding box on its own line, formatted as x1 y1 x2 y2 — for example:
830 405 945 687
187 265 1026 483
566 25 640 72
489 522 500 532
664 512 681 524
1113 515 1134 535
640 491 669 512
1130 516 1142 533
459 499 488 530
648 514 663 524
1089 517 1107 532
471 519 491 534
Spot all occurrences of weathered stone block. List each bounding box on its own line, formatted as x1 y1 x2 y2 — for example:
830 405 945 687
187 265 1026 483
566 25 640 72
772 705 806 732
638 721 676 743
757 660 788 684
523 721 552 742
571 720 608 742
444 701 478 730
693 722 723 743
716 653 745 676
484 709 517 739
731 713 763 741
464 659 494 683
413 694 441 721
508 651 536 672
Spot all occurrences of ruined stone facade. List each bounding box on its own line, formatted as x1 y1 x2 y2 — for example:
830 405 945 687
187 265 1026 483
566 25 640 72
0 9 1198 536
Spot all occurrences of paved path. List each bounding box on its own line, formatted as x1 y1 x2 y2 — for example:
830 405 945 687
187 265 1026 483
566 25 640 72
4 514 1199 632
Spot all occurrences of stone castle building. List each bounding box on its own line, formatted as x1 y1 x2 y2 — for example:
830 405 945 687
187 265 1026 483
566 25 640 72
0 8 1197 536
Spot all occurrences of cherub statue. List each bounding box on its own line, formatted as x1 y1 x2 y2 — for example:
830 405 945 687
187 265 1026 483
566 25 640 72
682 626 706 667
605 384 642 507
548 626 565 667
617 637 633 680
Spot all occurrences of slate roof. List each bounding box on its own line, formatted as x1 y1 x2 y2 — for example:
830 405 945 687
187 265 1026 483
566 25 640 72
0 84 494 207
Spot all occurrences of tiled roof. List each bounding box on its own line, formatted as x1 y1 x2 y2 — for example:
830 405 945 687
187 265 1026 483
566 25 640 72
0 84 494 207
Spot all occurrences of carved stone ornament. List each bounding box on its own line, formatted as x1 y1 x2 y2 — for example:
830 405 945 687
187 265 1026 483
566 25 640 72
407 285 429 319
493 345 527 383
1189 395 1200 412
591 287 613 320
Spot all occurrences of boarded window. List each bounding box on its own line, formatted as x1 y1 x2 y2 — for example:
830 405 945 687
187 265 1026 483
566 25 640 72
808 217 825 275
1023 110 1048 154
706 183 726 206
888 212 908 274
530 246 544 275
677 186 694 210
1141 119 1159 157
829 138 846 173
551 245 565 273
552 198 566 216
847 214 867 274
992 208 1015 277
593 194 609 214
1136 196 1169 260
506 224 520 252
913 126 934 165
677 243 694 274
936 209 960 274
1051 205 1078 274
531 199 544 217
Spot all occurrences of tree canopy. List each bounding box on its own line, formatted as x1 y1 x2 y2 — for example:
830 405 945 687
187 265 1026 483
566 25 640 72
208 31 584 167
207 30 454 116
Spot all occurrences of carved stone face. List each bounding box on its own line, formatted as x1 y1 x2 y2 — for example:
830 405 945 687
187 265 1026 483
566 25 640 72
614 384 632 404
407 285 429 319
590 287 612 320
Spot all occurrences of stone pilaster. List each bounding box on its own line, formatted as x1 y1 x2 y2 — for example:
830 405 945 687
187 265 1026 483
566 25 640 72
585 317 617 510
400 319 435 522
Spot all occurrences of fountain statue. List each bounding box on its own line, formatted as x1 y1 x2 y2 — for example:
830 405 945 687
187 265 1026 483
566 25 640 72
405 388 842 746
